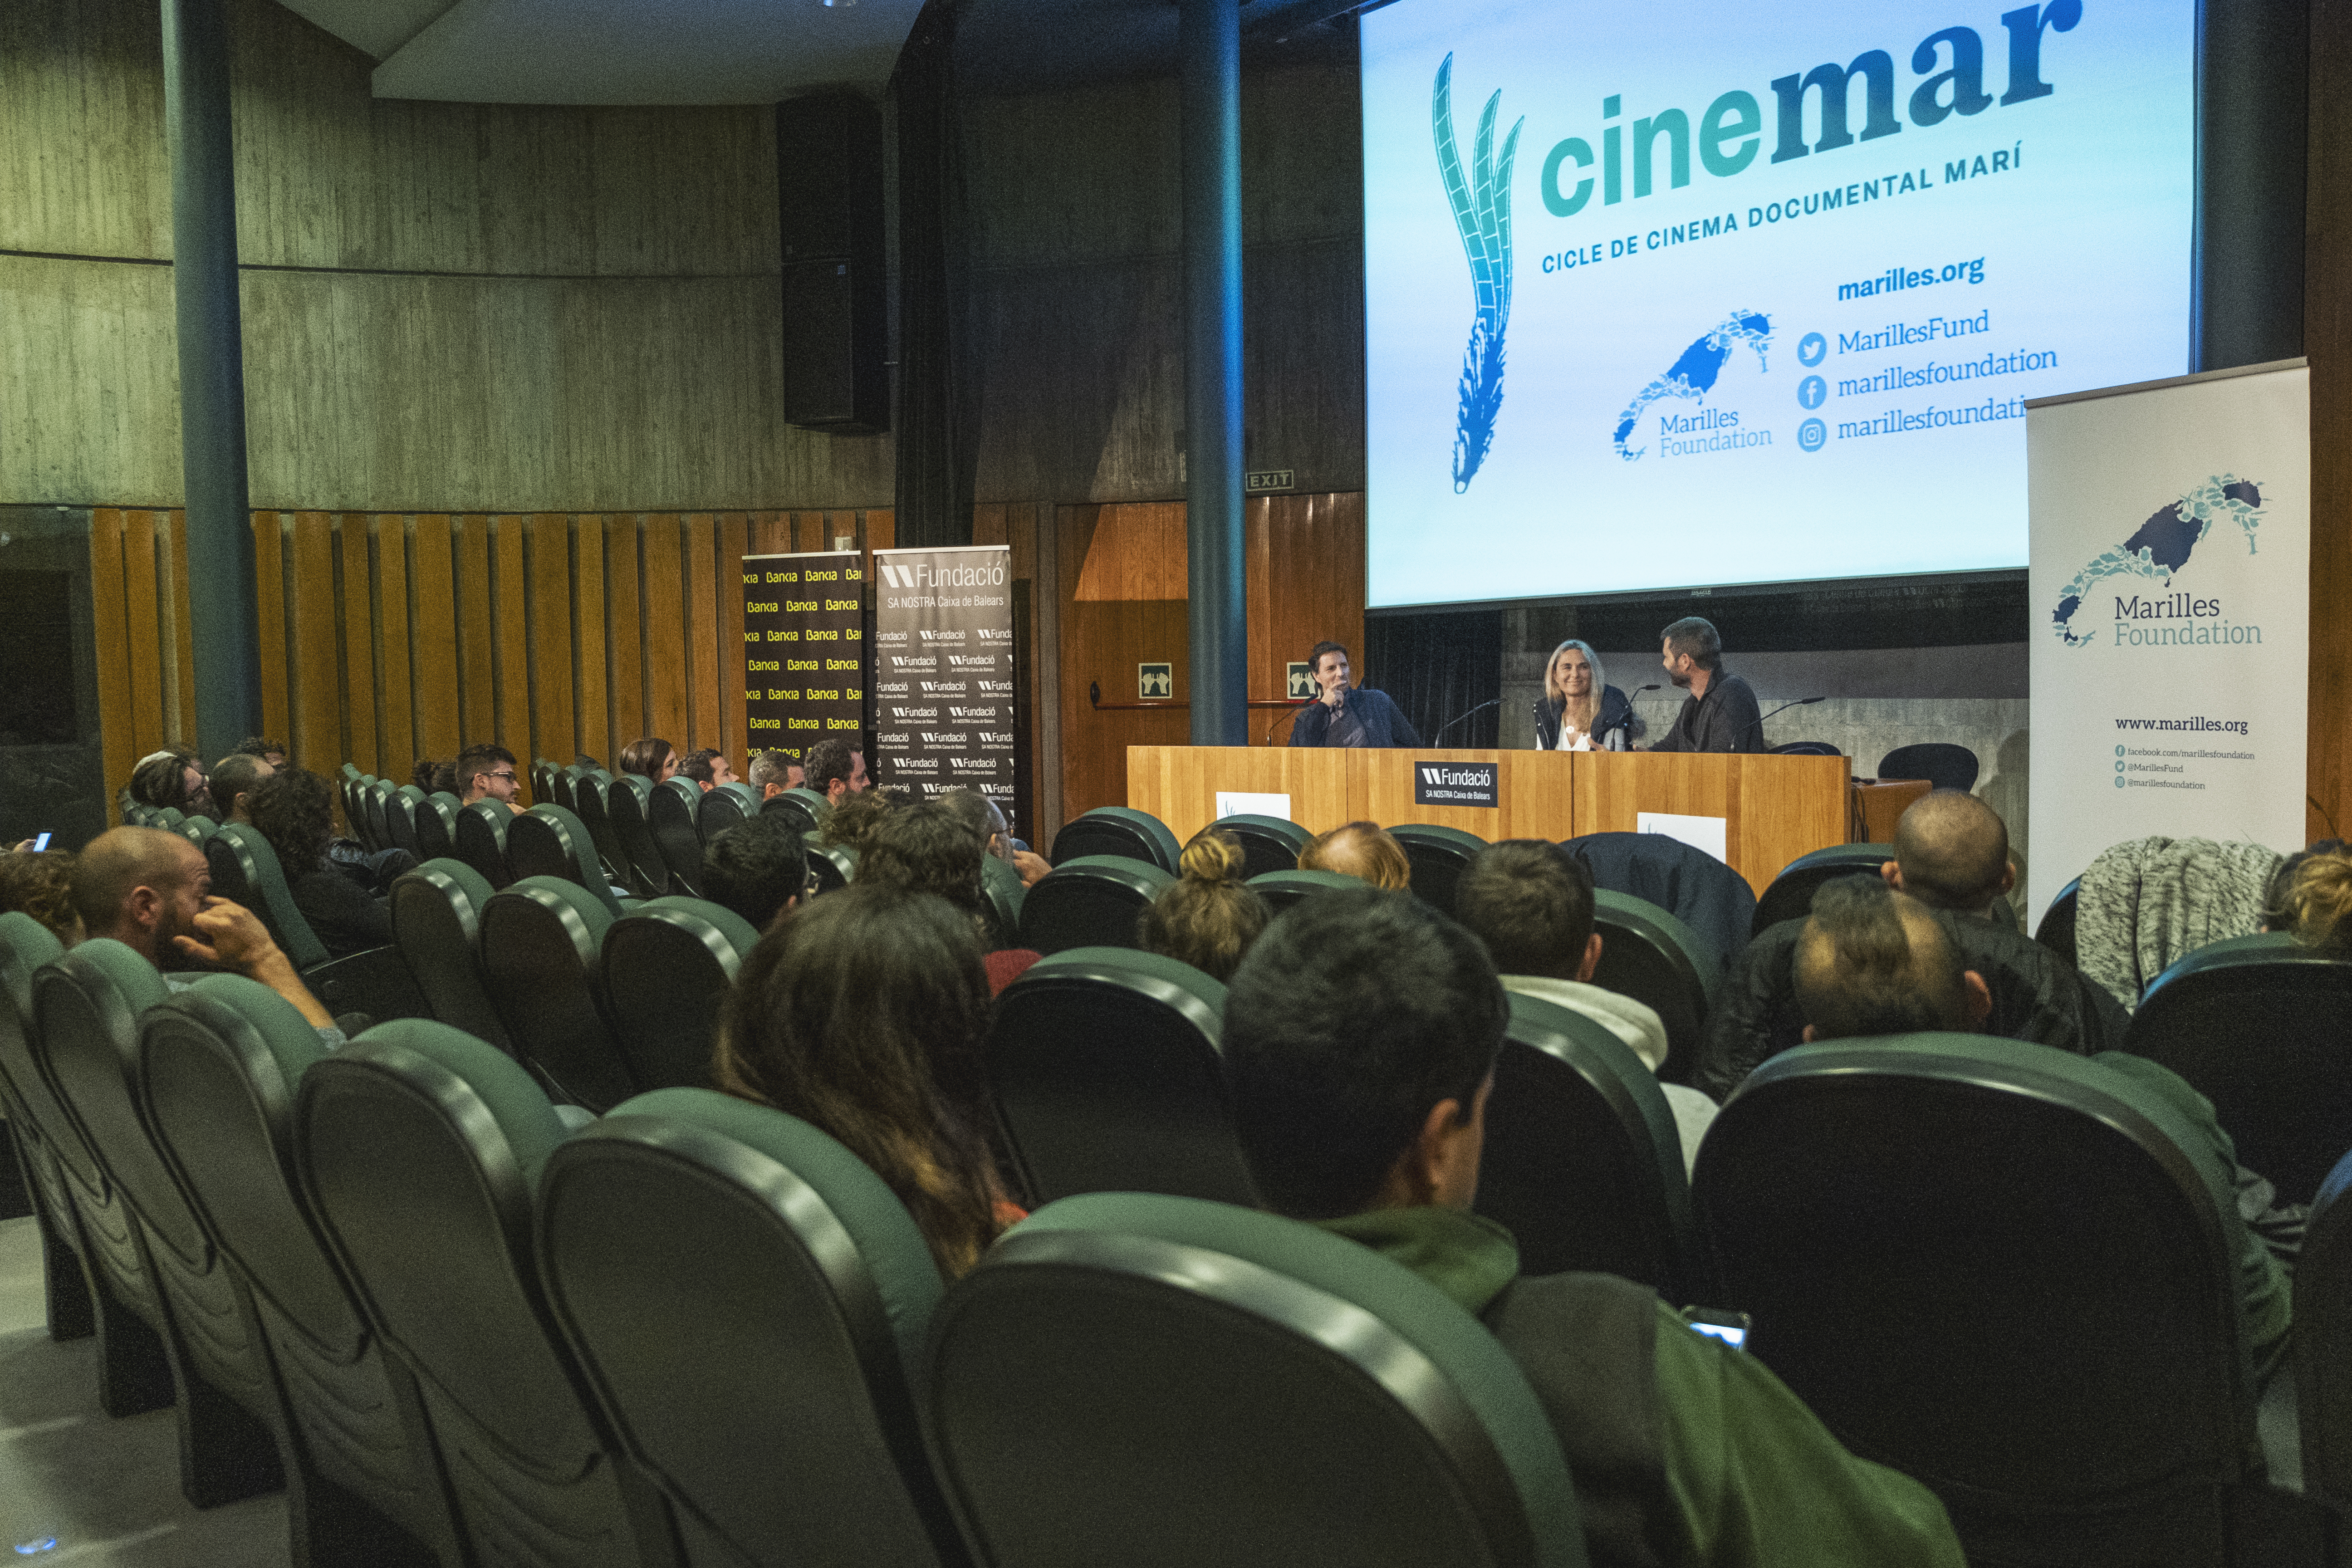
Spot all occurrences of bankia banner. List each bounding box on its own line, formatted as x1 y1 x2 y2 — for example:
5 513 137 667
742 550 867 765
871 544 1019 833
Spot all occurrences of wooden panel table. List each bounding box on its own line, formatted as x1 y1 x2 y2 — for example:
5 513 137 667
1124 746 1353 843
1571 750 1852 896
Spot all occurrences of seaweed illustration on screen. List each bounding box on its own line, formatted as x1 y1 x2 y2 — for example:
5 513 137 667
1433 54 1523 493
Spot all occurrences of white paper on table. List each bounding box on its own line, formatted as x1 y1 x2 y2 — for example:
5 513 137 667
1637 811 1727 863
1215 791 1294 821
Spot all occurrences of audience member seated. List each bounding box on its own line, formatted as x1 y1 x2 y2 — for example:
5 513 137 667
619 736 678 783
1298 819 1411 891
714 884 1019 1276
0 849 82 944
209 750 274 824
2077 833 2284 1010
2263 839 2352 955
700 813 815 931
1218 884 1968 1568
455 743 523 815
410 758 442 792
1136 829 1269 983
68 826 341 1044
679 747 736 789
1453 840 1717 1171
937 786 1050 886
863 800 1040 991
250 768 395 960
1699 791 2126 1100
746 748 804 798
1793 877 2294 1388
802 735 868 806
128 749 213 819
818 788 896 852
235 736 288 769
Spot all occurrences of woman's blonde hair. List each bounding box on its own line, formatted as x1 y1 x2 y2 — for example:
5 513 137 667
2267 842 2352 956
1299 821 1412 892
1542 639 1607 736
1137 829 1272 981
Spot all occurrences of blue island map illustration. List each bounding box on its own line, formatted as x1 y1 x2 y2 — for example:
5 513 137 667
1612 312 1772 460
2048 475 2264 646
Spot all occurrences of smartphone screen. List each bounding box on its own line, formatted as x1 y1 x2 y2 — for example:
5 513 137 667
1687 1320 1747 1349
30 832 52 852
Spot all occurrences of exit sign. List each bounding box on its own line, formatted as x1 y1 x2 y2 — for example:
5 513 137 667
1246 469 1294 494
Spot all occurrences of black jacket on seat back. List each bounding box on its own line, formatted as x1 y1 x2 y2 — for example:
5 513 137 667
1697 910 2131 1101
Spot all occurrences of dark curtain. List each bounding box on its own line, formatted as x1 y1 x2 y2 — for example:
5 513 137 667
1365 609 1501 749
891 0 975 548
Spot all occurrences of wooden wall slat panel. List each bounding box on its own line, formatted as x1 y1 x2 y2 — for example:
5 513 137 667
163 512 197 749
718 511 750 765
287 511 341 774
122 511 166 755
455 513 495 746
337 513 377 776
573 515 609 769
749 512 791 557
528 513 576 785
490 514 531 760
641 512 687 751
605 514 644 757
685 513 722 755
375 514 415 779
89 510 133 821
250 512 290 749
410 514 462 766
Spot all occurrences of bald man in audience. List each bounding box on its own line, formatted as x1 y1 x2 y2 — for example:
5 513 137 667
747 750 804 799
1698 790 2128 1099
1297 821 1412 891
70 826 343 1042
1790 877 2293 1388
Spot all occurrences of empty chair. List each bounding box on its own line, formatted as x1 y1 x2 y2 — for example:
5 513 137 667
569 768 630 887
1049 807 1181 872
141 977 465 1566
985 948 1254 1206
600 898 760 1092
0 912 96 1343
978 855 1025 951
454 800 514 889
2036 876 2082 967
1876 742 1980 794
604 774 670 900
2125 933 2352 1206
412 792 460 862
507 804 625 915
1388 823 1488 916
478 876 637 1112
390 859 514 1052
2298 1147 2352 1511
806 836 859 897
1695 1034 2261 1566
1750 843 1891 938
1589 890 1716 1084
924 1191 1583 1568
1563 830 1756 970
531 759 556 806
360 783 391 854
385 786 426 857
539 1088 971 1568
1245 867 1361 915
696 780 760 842
1475 993 1708 1302
1205 814 1312 879
294 1020 675 1567
1018 856 1174 956
1769 740 1842 756
34 942 286 1505
552 765 581 815
646 777 706 897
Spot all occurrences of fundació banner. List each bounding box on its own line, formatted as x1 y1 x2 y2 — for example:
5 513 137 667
871 544 1020 834
741 550 867 766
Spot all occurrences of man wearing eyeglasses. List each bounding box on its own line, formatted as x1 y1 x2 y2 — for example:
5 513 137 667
456 743 523 814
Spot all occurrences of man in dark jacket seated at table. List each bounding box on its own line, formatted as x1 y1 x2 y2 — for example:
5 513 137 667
1697 790 2129 1101
1286 640 1421 749
1220 884 1968 1568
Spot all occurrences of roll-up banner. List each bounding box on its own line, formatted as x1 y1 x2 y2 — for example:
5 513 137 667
872 544 1020 833
742 550 868 765
2025 358 2309 923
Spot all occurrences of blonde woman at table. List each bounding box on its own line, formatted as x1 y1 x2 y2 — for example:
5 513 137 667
1530 639 1634 752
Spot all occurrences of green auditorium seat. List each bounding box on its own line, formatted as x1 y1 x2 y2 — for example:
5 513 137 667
386 786 427 858
604 773 671 900
206 823 427 1024
360 782 392 854
985 947 1255 1207
696 780 760 842
805 833 859 896
141 977 465 1567
1049 806 1181 872
295 1021 679 1566
979 853 1025 951
539 1088 970 1568
1750 843 1890 937
412 791 461 862
506 804 626 915
0 912 96 1343
531 759 557 806
552 764 583 815
478 876 636 1112
1245 867 1362 914
1205 813 1313 878
2296 1147 2352 1513
176 813 218 848
454 800 514 889
600 897 760 1093
34 941 285 1506
569 768 632 887
1589 889 1715 1085
924 1192 1588 1568
647 777 706 897
760 786 827 838
1694 1034 2268 1567
1474 993 1708 1302
389 859 514 1054
1018 855 1174 955
1388 823 1490 916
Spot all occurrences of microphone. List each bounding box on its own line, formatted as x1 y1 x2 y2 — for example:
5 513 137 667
1433 698 1500 742
1746 695 1825 745
1263 704 1310 745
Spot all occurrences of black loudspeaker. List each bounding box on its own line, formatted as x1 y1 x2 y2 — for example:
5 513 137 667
777 93 887 433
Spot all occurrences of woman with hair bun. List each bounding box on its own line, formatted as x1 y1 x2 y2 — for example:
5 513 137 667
1137 828 1273 982
2265 840 2352 956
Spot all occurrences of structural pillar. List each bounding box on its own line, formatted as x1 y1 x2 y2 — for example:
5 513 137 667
1180 0 1248 747
163 0 262 761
